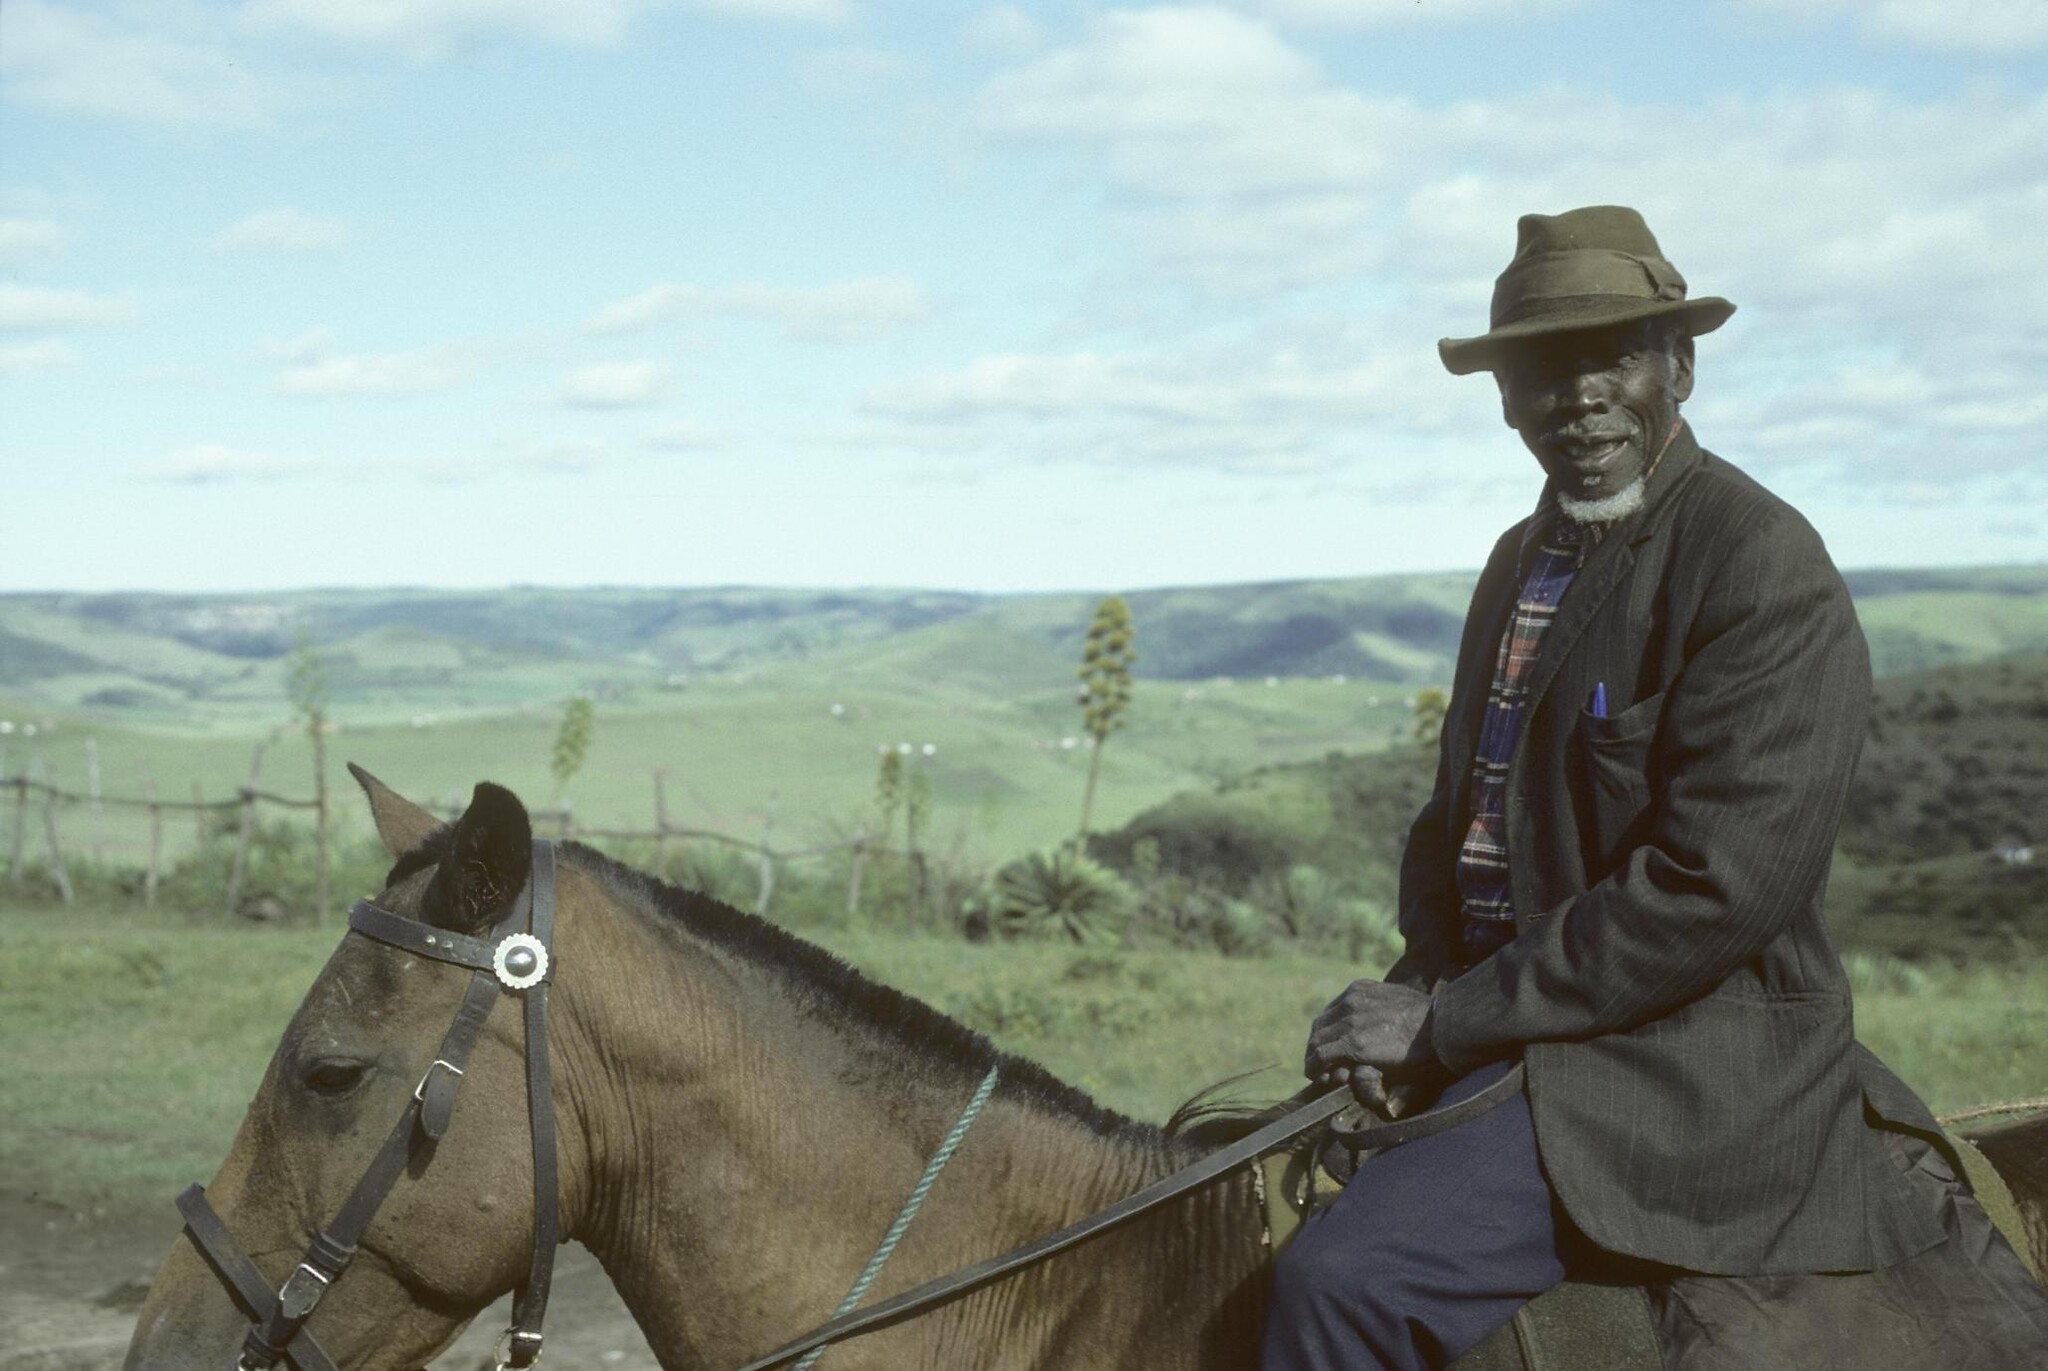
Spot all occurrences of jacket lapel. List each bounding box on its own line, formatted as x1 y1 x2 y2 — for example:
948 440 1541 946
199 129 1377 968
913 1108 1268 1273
1517 426 1704 744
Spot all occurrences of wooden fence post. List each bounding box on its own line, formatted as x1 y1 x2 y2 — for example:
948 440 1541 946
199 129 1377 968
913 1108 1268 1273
560 801 574 841
224 741 267 919
86 736 103 866
144 763 162 911
311 720 330 924
192 782 208 849
41 764 73 904
652 770 669 868
8 773 26 888
846 824 868 918
755 797 777 917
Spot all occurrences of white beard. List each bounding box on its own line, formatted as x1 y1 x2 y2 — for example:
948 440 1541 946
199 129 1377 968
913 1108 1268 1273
1557 477 1646 524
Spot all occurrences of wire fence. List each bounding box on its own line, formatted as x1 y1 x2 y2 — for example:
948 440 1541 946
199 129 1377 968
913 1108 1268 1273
3 766 925 926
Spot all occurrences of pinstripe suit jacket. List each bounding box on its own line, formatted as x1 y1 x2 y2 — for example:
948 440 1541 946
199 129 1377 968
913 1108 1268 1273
1389 425 1947 1275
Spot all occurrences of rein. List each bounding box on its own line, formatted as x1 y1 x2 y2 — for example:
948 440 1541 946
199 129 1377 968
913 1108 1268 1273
175 839 562 1371
735 1061 1528 1371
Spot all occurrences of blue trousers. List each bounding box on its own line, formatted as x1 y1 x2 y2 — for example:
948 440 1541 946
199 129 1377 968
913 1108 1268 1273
1260 1061 1577 1371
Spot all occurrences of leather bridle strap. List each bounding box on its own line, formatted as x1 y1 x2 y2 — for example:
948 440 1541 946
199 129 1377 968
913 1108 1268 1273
175 1187 342 1371
735 1062 1527 1371
507 840 559 1366
175 840 560 1371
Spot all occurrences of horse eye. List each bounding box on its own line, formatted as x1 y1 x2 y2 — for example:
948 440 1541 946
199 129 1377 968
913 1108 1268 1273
303 1059 370 1096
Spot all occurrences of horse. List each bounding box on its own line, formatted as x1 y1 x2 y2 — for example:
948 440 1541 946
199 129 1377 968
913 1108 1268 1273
125 771 1274 1369
125 769 2048 1370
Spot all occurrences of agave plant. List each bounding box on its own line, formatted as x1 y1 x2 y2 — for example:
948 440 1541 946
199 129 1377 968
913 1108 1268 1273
991 847 1132 944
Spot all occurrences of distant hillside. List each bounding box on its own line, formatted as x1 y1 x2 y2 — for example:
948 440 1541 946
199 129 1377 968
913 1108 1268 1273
1842 656 2048 862
0 565 2043 727
1092 654 2048 961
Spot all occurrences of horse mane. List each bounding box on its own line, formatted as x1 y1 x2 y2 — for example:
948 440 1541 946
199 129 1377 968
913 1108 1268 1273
554 840 1190 1147
385 828 1259 1148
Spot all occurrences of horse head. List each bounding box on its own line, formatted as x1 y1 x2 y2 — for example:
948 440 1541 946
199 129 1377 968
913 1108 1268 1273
125 768 582 1371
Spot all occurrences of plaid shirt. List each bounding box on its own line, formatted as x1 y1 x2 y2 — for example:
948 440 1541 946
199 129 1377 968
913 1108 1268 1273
1453 424 1682 963
1455 508 1594 961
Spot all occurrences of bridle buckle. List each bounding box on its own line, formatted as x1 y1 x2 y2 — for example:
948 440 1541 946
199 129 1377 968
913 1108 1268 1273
275 1260 333 1321
413 1058 464 1101
493 1328 545 1370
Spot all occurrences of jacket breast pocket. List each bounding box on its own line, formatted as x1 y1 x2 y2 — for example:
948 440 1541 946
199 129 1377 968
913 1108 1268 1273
1577 689 1664 869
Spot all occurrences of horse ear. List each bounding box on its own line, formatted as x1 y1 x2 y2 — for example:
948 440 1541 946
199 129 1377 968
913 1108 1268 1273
349 763 446 858
425 782 533 932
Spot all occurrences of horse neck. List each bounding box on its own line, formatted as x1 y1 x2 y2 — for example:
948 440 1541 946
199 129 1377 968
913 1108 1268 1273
548 887 1269 1370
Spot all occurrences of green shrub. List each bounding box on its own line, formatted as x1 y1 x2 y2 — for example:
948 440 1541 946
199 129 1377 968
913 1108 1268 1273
987 847 1132 944
1845 951 1938 997
157 816 391 919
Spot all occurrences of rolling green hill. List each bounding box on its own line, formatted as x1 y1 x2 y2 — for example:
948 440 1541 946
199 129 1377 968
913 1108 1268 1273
0 569 2042 886
1089 655 2048 962
3 566 2043 731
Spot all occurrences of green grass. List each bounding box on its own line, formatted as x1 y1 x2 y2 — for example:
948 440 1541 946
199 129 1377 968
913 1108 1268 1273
0 672 1415 873
8 900 2048 1213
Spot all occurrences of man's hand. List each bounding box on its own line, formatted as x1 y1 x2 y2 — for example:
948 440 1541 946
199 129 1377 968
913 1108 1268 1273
1304 978 1443 1116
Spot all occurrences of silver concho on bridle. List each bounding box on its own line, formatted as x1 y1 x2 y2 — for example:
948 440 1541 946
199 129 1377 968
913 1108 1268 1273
492 932 549 990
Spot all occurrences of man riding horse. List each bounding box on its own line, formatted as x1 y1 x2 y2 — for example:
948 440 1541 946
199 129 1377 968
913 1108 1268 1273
1263 206 2048 1370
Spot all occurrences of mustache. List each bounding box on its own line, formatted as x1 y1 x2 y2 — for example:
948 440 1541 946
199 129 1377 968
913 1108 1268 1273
1542 425 1633 446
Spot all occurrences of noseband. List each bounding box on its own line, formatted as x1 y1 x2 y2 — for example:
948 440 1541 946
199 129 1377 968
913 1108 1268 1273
175 839 562 1371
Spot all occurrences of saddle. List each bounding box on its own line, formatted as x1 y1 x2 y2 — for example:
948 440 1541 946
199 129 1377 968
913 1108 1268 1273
1260 1114 2045 1371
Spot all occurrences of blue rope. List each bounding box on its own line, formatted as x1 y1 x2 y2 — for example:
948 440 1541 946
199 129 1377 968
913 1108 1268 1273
792 1064 1001 1371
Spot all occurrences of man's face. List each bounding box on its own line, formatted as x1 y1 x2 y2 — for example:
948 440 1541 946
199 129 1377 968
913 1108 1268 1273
1495 320 1695 501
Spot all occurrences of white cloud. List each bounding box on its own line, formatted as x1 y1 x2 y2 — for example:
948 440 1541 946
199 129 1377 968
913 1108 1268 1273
979 7 1410 199
585 274 927 341
273 342 479 397
798 45 924 98
688 0 853 23
241 0 654 58
967 10 2048 491
2 0 288 127
863 343 1464 474
1731 0 2048 54
643 421 732 451
0 284 136 331
559 360 671 408
242 0 848 55
962 5 1045 56
139 442 313 483
870 347 1453 427
215 207 352 253
0 218 65 264
0 339 80 373
1258 0 1591 25
259 326 334 363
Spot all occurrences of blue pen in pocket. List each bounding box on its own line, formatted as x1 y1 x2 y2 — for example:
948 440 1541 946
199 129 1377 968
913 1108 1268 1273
1589 681 1608 718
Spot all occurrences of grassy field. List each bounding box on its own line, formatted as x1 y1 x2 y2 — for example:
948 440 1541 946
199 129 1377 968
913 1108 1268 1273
7 899 2046 1214
0 671 1417 874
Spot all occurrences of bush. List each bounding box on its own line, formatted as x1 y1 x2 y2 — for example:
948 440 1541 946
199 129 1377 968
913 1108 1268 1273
985 847 1132 944
158 816 391 919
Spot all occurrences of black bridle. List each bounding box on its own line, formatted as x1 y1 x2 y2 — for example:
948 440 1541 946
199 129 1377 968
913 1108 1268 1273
175 839 562 1371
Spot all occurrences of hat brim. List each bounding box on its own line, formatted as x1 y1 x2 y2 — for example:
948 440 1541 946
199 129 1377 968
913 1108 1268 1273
1437 296 1735 376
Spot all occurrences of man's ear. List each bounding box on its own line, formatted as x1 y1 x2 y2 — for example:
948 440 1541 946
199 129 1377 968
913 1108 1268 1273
424 782 534 933
1672 333 1696 405
349 763 446 858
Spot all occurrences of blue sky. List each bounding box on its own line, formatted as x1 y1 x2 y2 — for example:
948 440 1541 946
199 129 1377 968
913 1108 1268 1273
4 0 2044 593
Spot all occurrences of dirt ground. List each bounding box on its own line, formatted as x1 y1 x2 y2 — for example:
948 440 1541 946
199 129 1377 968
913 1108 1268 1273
0 1192 662 1371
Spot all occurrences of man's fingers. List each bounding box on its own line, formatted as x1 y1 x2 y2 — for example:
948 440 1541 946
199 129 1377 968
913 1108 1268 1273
1348 1065 1390 1114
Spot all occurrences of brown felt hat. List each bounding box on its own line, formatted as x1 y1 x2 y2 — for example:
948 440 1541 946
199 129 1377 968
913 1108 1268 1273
1437 205 1734 376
